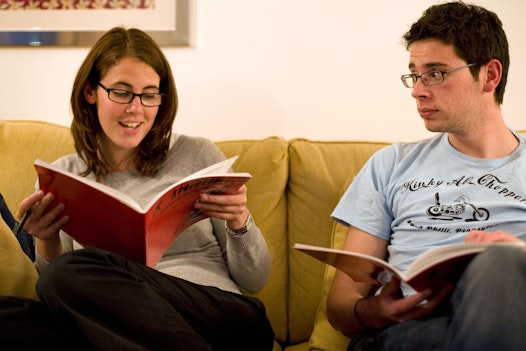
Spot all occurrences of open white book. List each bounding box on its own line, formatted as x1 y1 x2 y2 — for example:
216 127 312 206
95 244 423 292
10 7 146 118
293 242 525 292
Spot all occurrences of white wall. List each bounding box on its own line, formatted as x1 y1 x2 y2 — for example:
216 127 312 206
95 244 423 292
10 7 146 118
1 0 524 142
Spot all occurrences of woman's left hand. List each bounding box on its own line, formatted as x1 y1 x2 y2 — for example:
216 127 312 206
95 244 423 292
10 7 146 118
194 184 249 229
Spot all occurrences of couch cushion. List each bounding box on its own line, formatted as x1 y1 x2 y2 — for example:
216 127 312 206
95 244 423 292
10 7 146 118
216 137 289 343
0 120 75 212
0 120 74 299
309 223 351 351
0 218 39 300
287 139 389 343
309 177 354 351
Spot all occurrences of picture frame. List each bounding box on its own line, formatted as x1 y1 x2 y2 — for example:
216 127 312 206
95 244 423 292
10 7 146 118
0 0 196 47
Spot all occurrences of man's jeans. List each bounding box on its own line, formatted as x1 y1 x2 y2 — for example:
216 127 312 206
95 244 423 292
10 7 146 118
349 245 526 351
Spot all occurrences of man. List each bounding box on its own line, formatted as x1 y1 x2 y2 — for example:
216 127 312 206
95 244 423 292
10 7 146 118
326 2 526 350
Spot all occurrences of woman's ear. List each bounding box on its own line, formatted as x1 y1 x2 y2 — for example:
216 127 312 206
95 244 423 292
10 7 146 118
482 59 502 93
84 84 97 104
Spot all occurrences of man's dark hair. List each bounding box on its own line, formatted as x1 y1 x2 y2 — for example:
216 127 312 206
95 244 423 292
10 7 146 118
402 1 509 104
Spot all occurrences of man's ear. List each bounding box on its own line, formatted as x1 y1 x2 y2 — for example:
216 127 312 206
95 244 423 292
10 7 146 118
84 84 97 104
482 59 502 93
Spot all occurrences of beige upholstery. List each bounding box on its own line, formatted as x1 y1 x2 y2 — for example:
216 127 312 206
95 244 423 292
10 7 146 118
0 120 391 350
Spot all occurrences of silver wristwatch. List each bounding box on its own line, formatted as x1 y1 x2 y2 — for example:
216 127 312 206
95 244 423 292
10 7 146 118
225 213 253 236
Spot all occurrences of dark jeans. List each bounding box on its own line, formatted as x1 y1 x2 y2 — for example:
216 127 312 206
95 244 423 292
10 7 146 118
0 296 66 350
1 248 274 351
349 245 526 351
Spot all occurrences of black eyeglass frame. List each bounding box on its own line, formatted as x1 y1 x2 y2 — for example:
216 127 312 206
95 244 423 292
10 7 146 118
97 82 166 107
400 63 477 88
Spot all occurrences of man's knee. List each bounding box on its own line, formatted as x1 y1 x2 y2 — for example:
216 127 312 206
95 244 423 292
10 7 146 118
469 244 526 274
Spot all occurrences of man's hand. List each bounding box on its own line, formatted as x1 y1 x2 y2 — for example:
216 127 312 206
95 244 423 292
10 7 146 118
465 230 524 244
357 277 453 329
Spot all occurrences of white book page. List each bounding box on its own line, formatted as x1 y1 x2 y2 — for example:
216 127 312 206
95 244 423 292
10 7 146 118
35 158 141 211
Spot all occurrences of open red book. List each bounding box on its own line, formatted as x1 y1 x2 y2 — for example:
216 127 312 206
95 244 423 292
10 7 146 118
35 157 250 267
293 242 525 293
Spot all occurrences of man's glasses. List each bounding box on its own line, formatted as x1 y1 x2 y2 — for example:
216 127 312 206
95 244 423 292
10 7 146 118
97 82 165 107
400 63 476 88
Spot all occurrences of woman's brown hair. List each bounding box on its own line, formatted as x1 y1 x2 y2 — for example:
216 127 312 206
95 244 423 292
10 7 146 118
70 27 178 179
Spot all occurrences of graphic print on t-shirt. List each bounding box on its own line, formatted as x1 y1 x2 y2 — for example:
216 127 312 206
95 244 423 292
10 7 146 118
426 192 490 222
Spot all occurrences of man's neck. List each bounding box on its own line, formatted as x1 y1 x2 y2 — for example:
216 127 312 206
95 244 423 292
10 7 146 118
447 125 519 159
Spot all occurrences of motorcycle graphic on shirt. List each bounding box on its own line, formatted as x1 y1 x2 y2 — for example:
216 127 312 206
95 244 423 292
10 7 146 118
426 193 490 222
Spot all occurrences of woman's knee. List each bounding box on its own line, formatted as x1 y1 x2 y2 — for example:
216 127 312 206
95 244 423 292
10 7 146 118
37 248 117 294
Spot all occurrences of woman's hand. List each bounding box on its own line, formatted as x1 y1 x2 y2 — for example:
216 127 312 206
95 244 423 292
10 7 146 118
194 184 249 229
16 190 69 261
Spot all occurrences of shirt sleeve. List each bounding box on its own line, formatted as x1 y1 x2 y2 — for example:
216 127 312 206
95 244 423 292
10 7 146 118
212 216 271 294
331 146 397 241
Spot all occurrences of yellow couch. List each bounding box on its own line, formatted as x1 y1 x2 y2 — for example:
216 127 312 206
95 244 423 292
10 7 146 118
0 119 389 350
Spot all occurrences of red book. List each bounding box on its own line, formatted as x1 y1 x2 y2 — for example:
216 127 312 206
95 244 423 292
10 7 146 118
293 242 525 293
35 157 250 267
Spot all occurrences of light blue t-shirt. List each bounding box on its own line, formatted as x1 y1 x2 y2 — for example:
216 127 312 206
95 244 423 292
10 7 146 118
332 132 526 293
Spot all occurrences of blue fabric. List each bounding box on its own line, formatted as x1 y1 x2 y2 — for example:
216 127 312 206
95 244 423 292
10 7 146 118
332 132 526 296
447 244 526 350
351 315 448 351
0 193 35 261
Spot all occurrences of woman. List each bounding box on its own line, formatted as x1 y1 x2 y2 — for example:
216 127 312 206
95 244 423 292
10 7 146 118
14 27 273 350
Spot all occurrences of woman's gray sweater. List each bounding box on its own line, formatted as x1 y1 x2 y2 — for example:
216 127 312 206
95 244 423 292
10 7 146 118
35 134 271 294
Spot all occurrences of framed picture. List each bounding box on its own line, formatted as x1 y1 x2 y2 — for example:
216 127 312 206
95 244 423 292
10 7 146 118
0 0 196 47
